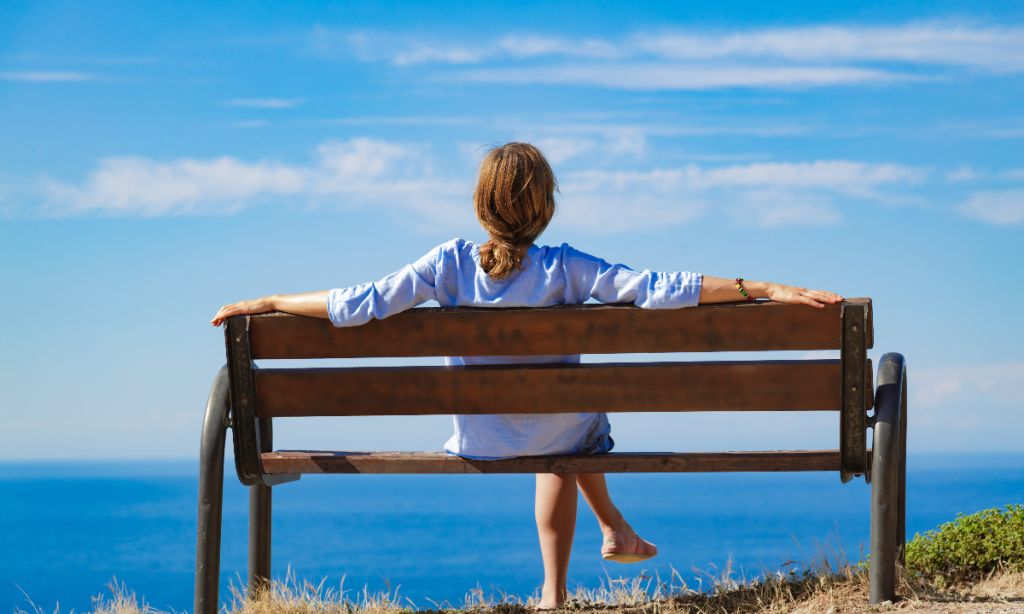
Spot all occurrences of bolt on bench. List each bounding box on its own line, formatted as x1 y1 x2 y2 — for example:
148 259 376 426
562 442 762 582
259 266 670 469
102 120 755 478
195 297 908 613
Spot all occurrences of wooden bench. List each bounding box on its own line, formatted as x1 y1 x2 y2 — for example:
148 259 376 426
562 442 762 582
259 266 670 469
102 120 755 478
194 297 908 613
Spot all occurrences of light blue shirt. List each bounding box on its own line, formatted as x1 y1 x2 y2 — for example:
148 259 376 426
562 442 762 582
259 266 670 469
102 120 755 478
327 238 704 459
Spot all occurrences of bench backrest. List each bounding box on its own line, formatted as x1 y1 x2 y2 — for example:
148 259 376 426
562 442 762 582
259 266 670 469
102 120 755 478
224 298 873 484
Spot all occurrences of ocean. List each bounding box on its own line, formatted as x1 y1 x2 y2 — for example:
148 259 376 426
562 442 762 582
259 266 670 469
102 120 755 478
1 454 1021 612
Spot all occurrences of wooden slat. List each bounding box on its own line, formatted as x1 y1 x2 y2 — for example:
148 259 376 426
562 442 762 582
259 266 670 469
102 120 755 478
254 360 841 417
261 450 842 474
249 298 873 359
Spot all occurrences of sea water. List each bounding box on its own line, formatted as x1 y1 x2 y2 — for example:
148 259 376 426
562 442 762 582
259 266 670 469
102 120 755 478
1 454 1021 612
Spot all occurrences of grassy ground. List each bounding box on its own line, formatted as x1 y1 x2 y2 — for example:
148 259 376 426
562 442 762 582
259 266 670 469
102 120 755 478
74 561 1024 614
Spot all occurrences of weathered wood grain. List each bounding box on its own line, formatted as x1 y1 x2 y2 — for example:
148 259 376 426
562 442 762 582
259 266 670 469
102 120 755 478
248 298 873 359
260 450 842 474
254 360 843 417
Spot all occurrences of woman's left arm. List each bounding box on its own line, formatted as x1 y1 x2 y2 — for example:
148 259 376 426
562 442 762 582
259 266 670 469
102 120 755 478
210 291 329 327
698 275 842 308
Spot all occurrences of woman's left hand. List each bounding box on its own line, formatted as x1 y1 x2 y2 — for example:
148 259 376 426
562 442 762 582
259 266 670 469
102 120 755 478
765 284 843 309
211 296 277 327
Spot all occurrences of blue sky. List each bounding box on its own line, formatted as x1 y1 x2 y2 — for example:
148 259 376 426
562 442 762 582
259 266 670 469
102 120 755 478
1 0 1022 459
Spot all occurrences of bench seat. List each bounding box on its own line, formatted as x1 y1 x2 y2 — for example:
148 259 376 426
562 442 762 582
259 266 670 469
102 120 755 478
261 449 843 474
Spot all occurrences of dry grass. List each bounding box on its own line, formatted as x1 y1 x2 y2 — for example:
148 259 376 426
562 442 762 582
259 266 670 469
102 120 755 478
22 564 1015 609
221 561 1024 614
16 562 1024 614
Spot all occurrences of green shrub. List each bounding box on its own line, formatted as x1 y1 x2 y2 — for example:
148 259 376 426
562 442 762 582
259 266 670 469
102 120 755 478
904 504 1024 585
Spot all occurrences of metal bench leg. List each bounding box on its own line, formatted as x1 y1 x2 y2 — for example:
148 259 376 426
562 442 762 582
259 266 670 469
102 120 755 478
196 366 230 614
869 353 907 604
248 416 273 597
897 367 908 566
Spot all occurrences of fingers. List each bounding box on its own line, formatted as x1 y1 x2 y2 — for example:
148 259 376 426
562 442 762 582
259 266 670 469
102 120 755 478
211 302 244 327
800 288 844 304
211 298 273 326
799 295 826 309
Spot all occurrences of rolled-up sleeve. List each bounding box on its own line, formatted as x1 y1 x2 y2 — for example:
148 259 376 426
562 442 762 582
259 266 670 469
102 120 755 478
327 244 442 327
562 244 703 309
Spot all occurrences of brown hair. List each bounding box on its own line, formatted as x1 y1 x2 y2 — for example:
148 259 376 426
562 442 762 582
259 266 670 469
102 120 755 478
474 142 558 280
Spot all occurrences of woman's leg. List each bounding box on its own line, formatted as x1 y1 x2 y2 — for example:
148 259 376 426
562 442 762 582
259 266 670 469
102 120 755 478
535 472 578 608
576 473 657 560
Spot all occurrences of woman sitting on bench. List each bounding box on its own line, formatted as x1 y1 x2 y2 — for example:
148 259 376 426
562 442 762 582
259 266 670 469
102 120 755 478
211 141 843 610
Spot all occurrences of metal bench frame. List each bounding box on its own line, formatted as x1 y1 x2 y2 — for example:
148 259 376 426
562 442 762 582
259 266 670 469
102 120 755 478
194 298 907 613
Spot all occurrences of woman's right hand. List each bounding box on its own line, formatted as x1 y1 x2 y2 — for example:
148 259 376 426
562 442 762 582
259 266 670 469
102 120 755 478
765 283 844 309
211 295 277 327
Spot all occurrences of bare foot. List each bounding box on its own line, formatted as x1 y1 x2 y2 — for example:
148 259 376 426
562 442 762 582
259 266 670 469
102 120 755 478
601 526 657 563
537 587 566 610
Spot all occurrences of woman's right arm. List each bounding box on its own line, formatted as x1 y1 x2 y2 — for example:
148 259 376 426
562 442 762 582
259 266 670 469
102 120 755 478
211 241 447 328
211 291 328 327
698 275 843 309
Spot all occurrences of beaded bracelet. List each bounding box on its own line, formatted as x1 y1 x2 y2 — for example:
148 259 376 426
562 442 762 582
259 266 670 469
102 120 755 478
734 277 754 302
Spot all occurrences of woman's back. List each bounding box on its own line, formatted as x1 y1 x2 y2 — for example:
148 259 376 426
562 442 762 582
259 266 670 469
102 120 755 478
325 237 703 459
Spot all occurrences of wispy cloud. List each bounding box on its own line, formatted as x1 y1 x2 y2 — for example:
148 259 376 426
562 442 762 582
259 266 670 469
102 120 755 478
37 138 468 222
227 119 271 129
2 51 158 65
441 63 910 90
319 22 1024 69
631 23 1024 70
906 361 1024 444
0 70 94 82
224 97 304 109
310 115 478 127
1001 167 1024 181
23 139 923 233
312 21 1024 90
912 362 1024 413
945 166 981 182
44 156 308 217
556 160 922 232
956 189 1024 225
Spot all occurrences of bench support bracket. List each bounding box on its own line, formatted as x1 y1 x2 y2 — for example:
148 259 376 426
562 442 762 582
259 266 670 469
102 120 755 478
840 301 870 482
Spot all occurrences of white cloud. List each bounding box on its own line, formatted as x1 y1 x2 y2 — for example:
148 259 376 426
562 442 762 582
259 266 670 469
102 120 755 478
1000 168 1024 181
557 160 920 231
24 140 922 233
521 120 812 140
496 34 624 61
316 21 1024 90
727 191 843 227
228 119 270 129
945 166 981 182
44 156 307 217
39 137 468 221
911 362 1024 414
224 98 304 109
323 22 1024 71
509 129 648 165
631 23 1024 70
956 190 1024 225
442 63 908 91
528 137 597 165
312 116 478 127
904 361 1024 449
564 160 921 193
0 71 94 82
